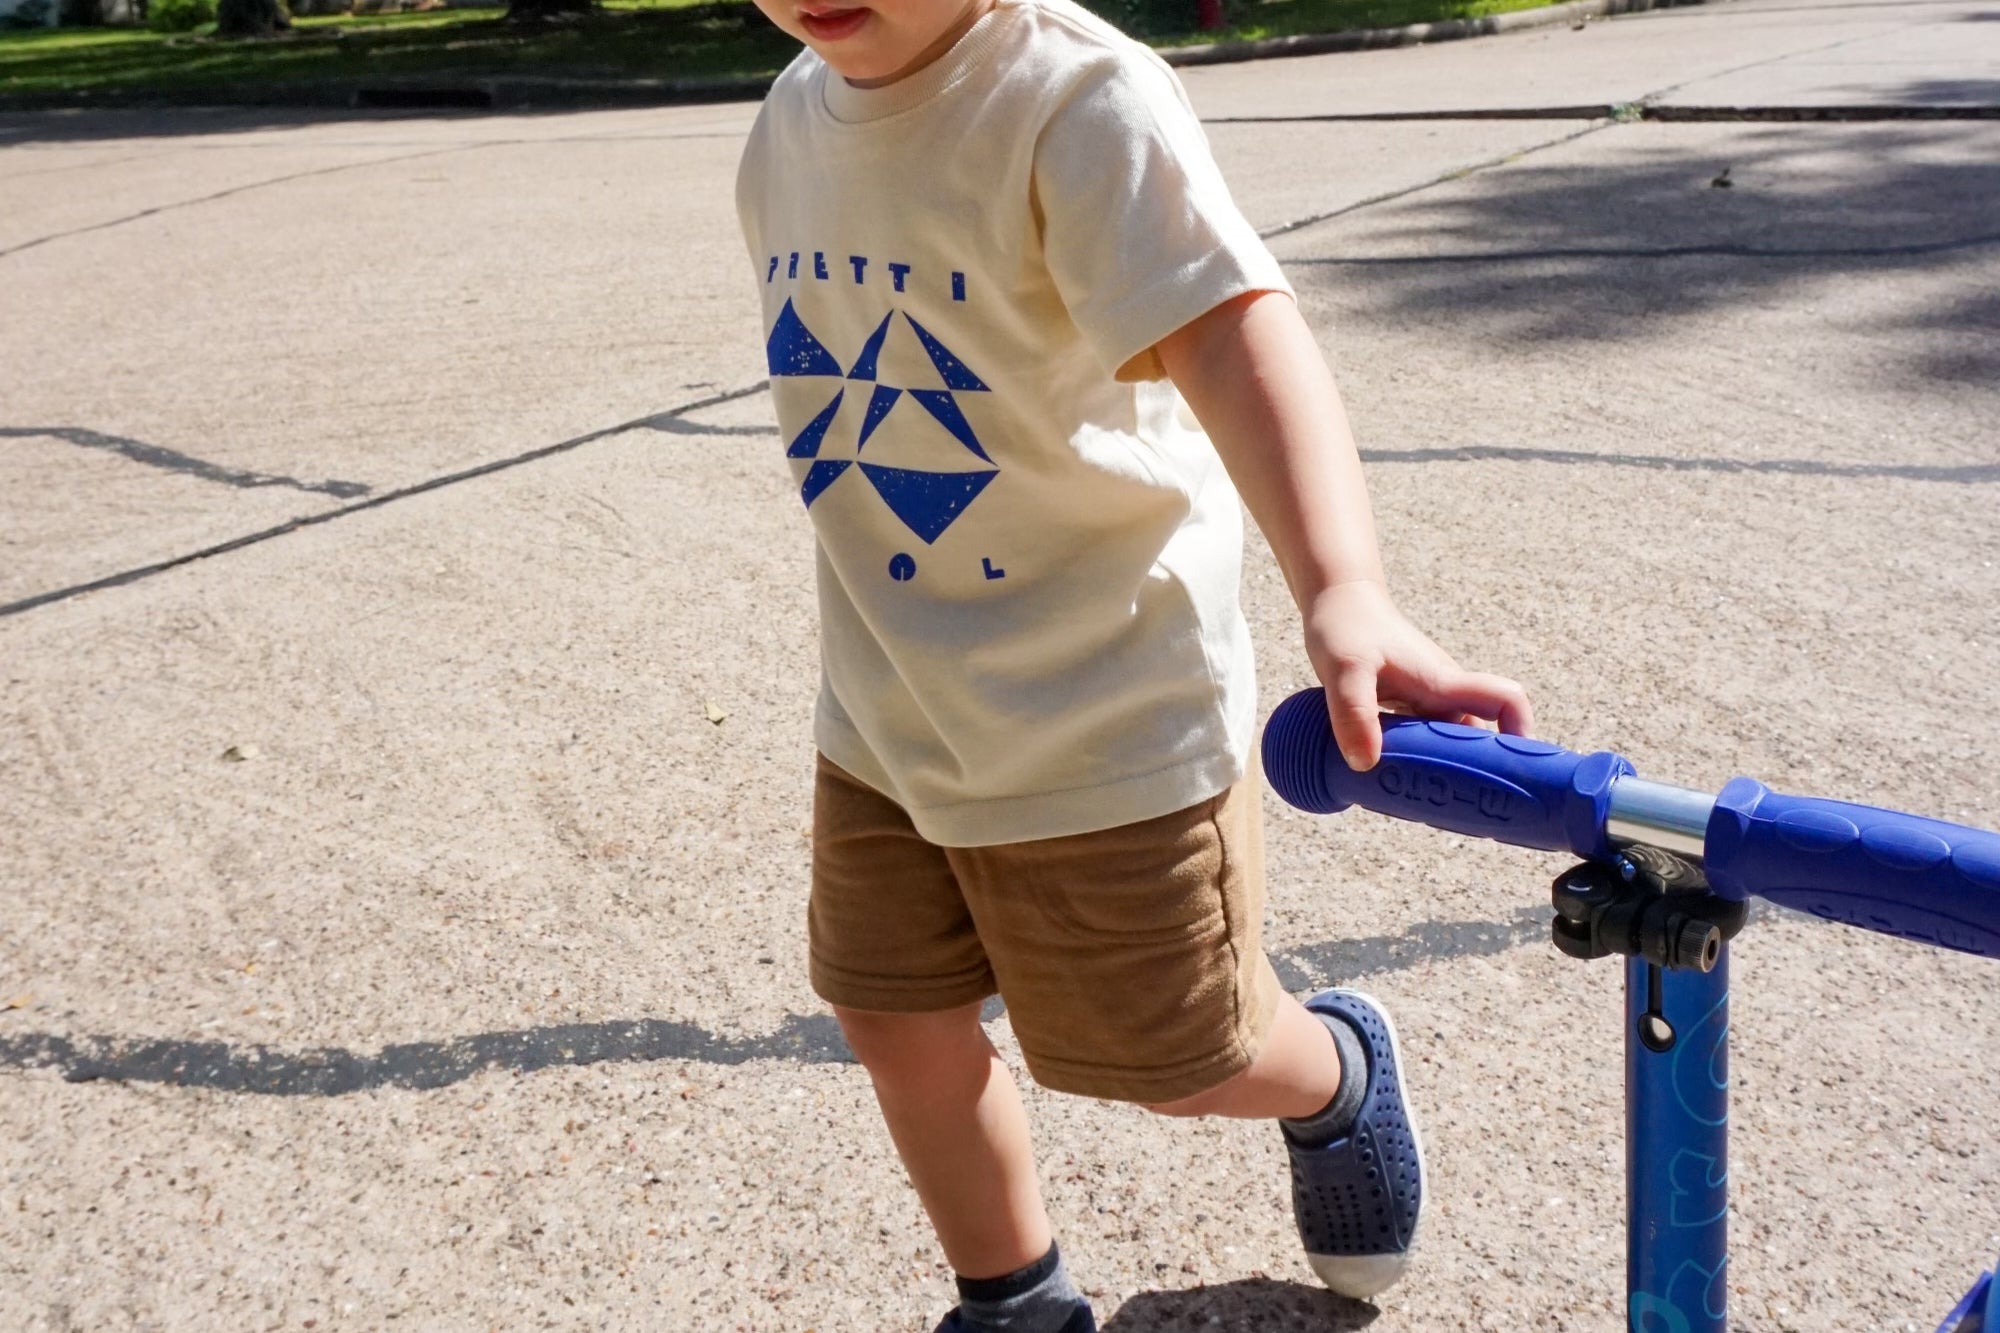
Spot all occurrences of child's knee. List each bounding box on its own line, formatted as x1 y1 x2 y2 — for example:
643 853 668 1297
832 1001 989 1089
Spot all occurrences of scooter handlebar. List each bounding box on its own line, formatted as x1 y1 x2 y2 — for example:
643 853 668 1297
1262 688 2000 961
1705 779 2000 959
1261 688 1635 861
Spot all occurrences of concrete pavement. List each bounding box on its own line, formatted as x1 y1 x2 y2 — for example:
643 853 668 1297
3 1 1998 1328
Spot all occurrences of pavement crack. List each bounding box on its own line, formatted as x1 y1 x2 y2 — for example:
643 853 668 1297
0 126 756 260
1641 104 2000 120
2 425 373 498
0 144 477 261
1246 9 1988 242
0 378 771 620
1290 231 2000 264
1633 11 1948 107
1213 107 1622 122
1357 442 2000 484
1256 121 1613 239
1216 104 2000 124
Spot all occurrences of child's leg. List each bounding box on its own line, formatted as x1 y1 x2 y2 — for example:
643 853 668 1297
949 773 1423 1301
833 1000 1052 1279
807 755 1090 1330
1140 990 1341 1120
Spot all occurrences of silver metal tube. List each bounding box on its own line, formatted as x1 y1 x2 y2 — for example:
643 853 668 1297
1606 776 1716 861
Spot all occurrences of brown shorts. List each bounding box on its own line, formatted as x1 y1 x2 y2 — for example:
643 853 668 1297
808 753 1283 1105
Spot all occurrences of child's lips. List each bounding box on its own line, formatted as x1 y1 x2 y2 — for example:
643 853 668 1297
798 3 869 39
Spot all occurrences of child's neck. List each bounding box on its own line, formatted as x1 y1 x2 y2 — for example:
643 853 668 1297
846 0 997 89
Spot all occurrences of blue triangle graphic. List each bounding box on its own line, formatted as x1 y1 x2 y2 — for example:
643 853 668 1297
908 389 992 463
904 315 988 391
858 385 901 450
787 389 845 458
766 298 843 378
859 464 997 544
800 459 851 508
847 313 893 382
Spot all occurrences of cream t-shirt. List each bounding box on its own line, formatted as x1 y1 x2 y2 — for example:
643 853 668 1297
735 0 1291 846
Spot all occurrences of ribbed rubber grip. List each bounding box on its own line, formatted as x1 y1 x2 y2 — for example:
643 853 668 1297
1705 778 2000 960
1261 688 1633 859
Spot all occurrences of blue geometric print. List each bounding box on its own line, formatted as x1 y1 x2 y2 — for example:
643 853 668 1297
766 298 843 377
908 389 992 464
859 464 998 545
847 313 893 382
905 314 989 391
801 458 851 507
787 388 844 458
858 385 901 450
764 299 997 544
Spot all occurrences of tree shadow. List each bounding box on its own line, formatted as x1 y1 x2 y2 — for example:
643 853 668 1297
1893 283 2000 384
1867 76 2000 103
1279 120 2000 384
1102 1277 1379 1333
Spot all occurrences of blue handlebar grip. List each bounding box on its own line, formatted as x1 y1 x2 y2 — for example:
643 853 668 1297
1705 778 2000 960
1262 688 1635 860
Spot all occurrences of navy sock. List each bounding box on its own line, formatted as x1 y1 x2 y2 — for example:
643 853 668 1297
1280 1009 1369 1148
955 1242 1082 1333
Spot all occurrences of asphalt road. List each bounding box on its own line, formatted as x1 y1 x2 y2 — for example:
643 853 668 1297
3 1 1998 1329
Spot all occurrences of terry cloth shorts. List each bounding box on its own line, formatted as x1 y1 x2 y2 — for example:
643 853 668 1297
808 753 1284 1105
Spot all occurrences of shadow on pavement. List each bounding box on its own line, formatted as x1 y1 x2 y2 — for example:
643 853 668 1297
0 908 1549 1095
1102 1277 1378 1332
0 424 372 497
1281 122 2000 385
1876 76 2000 101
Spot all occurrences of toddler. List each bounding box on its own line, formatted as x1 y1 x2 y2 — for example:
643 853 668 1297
735 0 1534 1325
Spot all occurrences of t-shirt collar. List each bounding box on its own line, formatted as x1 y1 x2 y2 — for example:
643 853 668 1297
819 0 1017 124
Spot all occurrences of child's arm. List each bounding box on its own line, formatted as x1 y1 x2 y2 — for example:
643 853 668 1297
1156 290 1535 771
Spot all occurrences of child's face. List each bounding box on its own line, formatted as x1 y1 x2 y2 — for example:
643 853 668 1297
752 0 993 86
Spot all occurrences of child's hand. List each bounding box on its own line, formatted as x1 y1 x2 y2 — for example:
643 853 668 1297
1302 580 1535 772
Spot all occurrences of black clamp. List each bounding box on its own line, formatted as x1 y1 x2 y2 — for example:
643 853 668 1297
1550 853 1748 973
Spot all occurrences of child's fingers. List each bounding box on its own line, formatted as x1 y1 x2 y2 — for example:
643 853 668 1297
1380 701 1484 728
1415 672 1535 737
1323 669 1384 772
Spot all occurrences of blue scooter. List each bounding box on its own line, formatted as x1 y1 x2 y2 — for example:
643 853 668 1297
1261 689 1999 1333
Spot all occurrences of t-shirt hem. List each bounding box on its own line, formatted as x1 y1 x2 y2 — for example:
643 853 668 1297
815 713 1246 848
1100 254 1293 384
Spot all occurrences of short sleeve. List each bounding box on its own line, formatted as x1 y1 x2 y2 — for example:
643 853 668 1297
1034 55 1292 382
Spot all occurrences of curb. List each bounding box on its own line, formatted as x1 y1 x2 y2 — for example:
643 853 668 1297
0 0 1710 113
0 71 780 113
1159 0 1710 66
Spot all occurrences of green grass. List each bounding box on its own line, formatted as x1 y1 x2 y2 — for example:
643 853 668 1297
0 0 798 98
0 0 1569 101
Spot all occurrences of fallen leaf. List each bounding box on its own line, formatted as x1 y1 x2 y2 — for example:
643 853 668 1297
703 700 728 725
220 743 260 762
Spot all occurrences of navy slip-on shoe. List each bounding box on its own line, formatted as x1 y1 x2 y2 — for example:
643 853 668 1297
933 1299 1095 1333
1285 988 1427 1299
